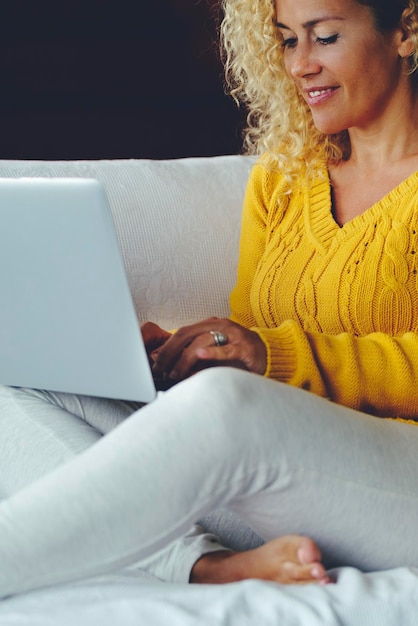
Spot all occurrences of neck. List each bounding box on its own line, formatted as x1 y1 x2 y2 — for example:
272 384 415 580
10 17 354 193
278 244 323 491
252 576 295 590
346 91 418 173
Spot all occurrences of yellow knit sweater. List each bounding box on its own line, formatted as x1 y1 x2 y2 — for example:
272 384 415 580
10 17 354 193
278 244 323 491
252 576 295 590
229 160 418 420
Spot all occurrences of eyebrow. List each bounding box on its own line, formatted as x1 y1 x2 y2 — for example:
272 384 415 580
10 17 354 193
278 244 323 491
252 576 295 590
275 17 345 30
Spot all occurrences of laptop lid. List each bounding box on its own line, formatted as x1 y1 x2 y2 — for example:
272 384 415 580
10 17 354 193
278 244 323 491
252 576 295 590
0 177 156 403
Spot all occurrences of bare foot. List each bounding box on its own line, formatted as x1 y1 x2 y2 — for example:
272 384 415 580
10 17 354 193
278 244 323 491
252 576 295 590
190 534 332 585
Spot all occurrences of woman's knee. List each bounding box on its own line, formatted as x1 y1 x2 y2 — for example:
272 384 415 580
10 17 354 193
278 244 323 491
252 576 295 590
164 367 276 441
190 366 258 395
178 367 260 413
167 368 346 451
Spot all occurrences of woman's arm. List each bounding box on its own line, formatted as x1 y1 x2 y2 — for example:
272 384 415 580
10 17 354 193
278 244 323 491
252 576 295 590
255 322 418 420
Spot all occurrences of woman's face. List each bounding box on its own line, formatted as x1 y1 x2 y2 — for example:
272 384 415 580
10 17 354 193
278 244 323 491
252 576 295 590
275 0 408 134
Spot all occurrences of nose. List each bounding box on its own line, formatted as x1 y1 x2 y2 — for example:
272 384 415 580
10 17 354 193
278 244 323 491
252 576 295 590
287 43 321 79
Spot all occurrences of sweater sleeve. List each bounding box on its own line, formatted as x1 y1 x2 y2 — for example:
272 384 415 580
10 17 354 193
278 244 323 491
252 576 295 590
254 322 418 419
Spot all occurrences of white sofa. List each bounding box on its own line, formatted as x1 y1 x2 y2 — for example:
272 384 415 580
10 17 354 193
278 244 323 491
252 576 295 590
0 155 418 625
0 155 253 329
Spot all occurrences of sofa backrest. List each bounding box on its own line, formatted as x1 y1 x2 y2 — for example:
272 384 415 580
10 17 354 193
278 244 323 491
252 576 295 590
0 156 254 328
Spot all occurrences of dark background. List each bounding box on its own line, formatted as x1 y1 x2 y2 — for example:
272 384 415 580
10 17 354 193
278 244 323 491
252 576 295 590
0 0 245 160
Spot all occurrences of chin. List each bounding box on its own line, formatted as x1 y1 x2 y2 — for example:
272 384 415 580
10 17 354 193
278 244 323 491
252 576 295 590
310 109 348 135
312 119 347 135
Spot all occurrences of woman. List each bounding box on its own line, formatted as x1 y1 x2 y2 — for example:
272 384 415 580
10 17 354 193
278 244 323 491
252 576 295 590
0 0 417 598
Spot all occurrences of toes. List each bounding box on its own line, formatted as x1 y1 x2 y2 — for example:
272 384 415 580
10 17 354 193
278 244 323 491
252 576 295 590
309 563 332 584
276 535 330 585
297 536 322 565
256 535 331 586
283 560 329 584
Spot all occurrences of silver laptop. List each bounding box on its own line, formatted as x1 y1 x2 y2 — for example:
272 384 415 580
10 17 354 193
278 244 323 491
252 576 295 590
0 177 157 403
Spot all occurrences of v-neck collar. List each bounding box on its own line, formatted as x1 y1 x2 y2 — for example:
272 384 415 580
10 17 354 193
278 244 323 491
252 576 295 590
304 166 418 252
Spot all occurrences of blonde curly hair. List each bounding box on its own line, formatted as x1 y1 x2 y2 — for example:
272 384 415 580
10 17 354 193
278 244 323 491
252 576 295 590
220 0 418 178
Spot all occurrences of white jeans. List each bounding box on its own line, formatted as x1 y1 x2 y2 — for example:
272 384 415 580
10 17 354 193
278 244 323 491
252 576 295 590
0 367 417 598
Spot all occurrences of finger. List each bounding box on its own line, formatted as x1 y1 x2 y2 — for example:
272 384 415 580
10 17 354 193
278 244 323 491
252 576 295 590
141 322 170 351
196 340 262 374
140 321 159 343
176 324 259 375
195 343 241 364
153 318 224 375
151 332 184 376
166 334 225 381
169 342 249 383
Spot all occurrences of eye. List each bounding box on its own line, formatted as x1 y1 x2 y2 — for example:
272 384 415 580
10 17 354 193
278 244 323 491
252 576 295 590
316 34 339 45
281 37 297 50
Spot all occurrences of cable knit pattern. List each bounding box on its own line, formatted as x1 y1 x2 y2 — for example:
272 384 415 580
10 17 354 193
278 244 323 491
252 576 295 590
229 161 418 420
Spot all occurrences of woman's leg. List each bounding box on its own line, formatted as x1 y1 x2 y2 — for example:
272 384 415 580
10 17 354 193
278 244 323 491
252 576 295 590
0 367 417 597
0 385 139 496
0 386 241 586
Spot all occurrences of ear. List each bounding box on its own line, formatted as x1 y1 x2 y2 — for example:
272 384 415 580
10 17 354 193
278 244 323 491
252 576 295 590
398 34 415 58
397 8 416 58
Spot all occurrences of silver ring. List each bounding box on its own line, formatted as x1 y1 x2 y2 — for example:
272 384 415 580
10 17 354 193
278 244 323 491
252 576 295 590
209 330 228 347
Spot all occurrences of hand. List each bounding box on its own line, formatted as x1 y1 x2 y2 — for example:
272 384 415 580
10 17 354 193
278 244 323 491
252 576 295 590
141 322 176 390
141 321 172 360
151 317 267 383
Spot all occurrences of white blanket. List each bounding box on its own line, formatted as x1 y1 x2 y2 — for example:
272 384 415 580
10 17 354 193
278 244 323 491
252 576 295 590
1 567 418 626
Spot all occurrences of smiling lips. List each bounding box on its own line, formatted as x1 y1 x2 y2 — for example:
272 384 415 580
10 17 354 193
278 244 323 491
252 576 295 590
305 87 338 105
